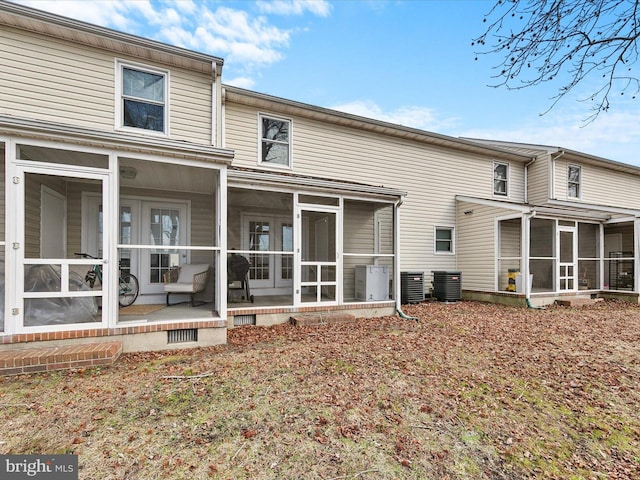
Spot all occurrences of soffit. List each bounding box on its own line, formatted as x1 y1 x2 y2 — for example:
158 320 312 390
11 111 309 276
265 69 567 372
0 2 222 74
457 195 636 222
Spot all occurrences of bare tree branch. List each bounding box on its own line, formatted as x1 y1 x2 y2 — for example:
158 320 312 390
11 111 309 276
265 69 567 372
473 0 640 122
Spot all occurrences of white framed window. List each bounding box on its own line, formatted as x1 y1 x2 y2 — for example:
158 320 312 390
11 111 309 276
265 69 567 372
493 161 509 197
116 60 168 135
259 114 291 167
568 165 581 198
434 226 455 254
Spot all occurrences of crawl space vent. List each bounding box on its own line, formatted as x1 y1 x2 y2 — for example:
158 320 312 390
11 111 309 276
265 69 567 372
234 314 256 326
168 328 198 344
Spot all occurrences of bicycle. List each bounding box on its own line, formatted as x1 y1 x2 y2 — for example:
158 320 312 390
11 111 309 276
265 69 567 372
75 253 139 307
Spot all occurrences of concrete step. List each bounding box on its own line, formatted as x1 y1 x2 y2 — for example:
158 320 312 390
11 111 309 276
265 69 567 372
0 341 122 376
290 313 356 327
555 297 604 307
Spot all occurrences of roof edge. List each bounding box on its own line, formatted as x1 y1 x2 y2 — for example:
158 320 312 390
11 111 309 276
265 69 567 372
0 115 234 163
223 85 534 163
0 1 223 68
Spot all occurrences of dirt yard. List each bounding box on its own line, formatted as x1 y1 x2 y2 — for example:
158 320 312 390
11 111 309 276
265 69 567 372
1 300 639 479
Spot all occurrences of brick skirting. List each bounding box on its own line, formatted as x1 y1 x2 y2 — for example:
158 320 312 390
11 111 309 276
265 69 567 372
0 319 226 345
0 341 122 376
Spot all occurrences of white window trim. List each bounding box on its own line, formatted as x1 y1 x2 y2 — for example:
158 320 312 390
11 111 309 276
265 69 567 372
567 164 582 199
434 225 455 255
115 59 170 137
258 113 292 169
493 161 509 198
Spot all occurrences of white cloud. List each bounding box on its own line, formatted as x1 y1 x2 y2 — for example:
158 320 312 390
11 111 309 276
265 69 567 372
256 0 332 17
225 77 257 89
16 0 296 80
18 0 136 30
461 109 640 167
328 100 460 132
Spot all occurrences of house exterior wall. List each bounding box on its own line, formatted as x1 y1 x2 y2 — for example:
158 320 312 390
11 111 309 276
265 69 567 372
224 99 527 280
456 201 519 292
527 153 551 205
553 156 640 208
0 25 214 145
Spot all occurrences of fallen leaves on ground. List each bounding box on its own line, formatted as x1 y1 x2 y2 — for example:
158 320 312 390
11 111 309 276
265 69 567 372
1 300 639 479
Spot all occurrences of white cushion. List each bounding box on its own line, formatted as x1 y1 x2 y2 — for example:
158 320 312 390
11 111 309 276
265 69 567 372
176 264 209 283
164 282 194 293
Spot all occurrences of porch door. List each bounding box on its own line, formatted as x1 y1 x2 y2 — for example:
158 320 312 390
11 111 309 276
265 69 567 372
558 227 577 291
243 216 293 291
140 202 188 294
16 166 109 331
297 207 338 305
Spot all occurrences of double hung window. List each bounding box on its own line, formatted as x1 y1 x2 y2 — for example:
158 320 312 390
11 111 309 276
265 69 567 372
435 227 454 254
493 162 508 196
259 114 291 167
568 165 581 198
118 61 168 134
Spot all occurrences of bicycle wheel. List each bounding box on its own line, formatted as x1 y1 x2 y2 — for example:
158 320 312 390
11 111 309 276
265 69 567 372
119 273 139 307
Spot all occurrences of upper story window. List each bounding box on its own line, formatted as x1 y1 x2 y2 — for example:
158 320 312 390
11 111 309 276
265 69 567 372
259 114 291 167
568 165 581 198
117 61 168 134
435 226 454 254
493 161 509 197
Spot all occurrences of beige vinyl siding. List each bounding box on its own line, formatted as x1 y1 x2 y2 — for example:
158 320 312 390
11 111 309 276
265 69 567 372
554 157 640 208
527 154 550 204
343 201 375 300
0 144 4 240
24 175 68 258
498 218 522 291
0 26 213 145
225 101 526 278
376 204 394 256
456 201 500 292
344 201 375 254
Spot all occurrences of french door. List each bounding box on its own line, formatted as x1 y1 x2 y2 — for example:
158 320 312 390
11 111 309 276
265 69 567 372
243 215 293 291
140 202 188 294
84 198 187 296
297 207 338 305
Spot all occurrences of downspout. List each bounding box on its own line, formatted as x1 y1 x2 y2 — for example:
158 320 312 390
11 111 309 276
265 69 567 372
394 195 419 321
524 156 536 204
550 150 565 200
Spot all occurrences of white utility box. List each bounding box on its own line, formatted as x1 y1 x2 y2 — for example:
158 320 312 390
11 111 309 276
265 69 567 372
355 265 389 301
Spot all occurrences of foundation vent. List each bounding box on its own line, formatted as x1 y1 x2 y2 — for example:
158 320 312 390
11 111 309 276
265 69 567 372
168 328 198 344
234 314 256 326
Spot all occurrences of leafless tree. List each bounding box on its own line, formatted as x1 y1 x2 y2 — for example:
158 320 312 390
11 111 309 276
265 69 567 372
473 0 640 121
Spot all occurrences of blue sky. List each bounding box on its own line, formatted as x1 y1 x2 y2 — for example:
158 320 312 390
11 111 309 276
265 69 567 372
16 0 640 166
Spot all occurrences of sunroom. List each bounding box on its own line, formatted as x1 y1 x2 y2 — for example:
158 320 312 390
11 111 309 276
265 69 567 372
1 117 233 346
226 168 404 325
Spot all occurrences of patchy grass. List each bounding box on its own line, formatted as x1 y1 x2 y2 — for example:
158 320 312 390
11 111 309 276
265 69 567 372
1 300 640 479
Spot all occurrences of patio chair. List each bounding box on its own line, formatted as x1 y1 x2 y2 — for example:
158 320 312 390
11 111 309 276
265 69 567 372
163 263 210 307
228 253 253 303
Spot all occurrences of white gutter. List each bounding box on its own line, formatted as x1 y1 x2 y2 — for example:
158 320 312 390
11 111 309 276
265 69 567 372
228 168 407 199
524 156 537 203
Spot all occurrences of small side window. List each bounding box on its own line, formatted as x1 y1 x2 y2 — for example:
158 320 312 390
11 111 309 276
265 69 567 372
493 162 508 197
568 165 581 198
259 115 291 167
435 227 454 254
